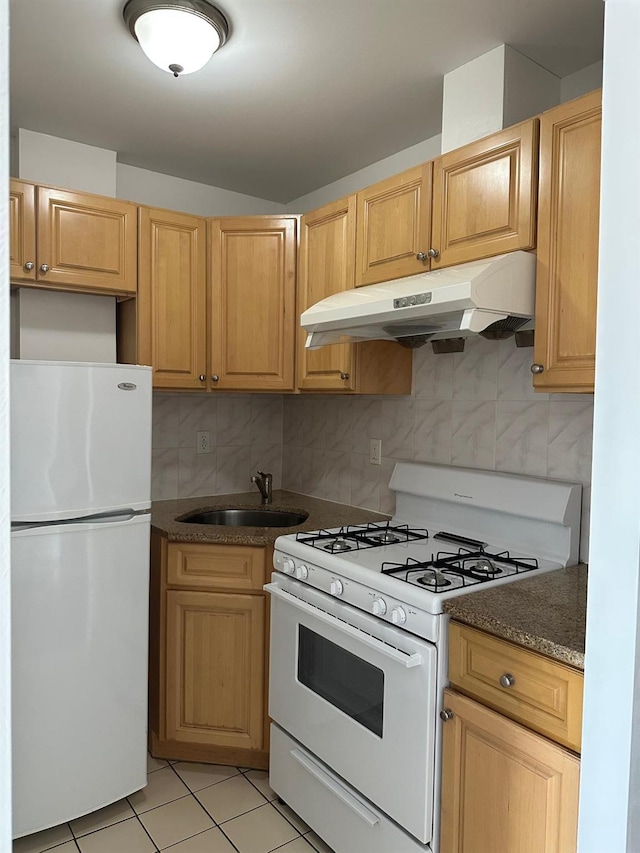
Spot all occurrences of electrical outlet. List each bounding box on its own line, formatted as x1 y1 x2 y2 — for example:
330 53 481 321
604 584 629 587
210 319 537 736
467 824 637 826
369 438 382 465
196 430 211 454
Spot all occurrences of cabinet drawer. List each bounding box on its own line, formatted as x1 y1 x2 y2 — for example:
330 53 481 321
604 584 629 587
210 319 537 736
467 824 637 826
167 542 267 591
448 622 583 752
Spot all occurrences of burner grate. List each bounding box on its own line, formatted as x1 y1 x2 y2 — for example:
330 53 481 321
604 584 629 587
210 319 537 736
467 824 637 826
296 522 429 552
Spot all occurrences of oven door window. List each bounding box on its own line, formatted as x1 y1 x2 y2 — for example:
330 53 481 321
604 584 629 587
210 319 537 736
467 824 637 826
297 625 384 737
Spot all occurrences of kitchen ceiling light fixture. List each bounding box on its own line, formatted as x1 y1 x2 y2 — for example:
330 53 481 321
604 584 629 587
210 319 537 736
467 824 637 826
123 0 229 77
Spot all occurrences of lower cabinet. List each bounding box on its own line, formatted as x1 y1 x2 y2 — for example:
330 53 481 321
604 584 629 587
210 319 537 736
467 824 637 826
149 533 271 769
440 689 580 853
441 622 582 853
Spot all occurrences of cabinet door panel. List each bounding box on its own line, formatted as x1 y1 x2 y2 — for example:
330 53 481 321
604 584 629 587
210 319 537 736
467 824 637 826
298 197 356 391
534 91 602 392
210 217 296 391
138 207 207 390
440 689 579 853
432 119 538 268
355 163 432 286
9 179 36 281
166 590 265 751
167 542 266 591
37 187 137 294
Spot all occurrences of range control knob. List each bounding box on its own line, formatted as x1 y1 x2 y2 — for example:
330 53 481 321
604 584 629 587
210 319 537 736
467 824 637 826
295 564 309 581
329 579 344 596
282 558 296 575
390 606 407 625
372 597 387 616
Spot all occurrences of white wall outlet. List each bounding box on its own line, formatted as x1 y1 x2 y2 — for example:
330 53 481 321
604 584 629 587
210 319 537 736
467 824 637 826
369 438 382 465
196 430 211 454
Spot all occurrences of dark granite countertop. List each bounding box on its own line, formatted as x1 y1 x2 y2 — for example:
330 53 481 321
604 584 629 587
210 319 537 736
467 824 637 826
152 490 389 547
443 563 587 670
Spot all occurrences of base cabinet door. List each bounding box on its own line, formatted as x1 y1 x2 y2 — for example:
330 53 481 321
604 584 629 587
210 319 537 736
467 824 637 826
440 689 580 853
137 207 208 390
533 90 602 392
165 589 266 752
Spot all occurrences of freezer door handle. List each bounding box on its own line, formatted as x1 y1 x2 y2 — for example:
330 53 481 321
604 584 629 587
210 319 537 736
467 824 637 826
290 747 380 827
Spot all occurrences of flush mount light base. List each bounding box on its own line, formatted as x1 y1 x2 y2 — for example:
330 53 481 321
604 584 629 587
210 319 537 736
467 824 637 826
123 0 229 77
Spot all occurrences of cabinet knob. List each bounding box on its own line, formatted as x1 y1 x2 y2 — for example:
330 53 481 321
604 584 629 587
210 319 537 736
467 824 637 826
211 375 220 382
440 708 454 722
530 363 545 375
427 248 440 259
39 263 50 273
340 372 350 381
24 261 34 271
416 252 427 262
499 673 516 688
198 374 206 382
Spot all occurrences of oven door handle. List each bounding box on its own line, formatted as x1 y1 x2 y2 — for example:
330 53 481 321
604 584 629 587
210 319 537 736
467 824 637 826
265 583 423 669
290 747 381 828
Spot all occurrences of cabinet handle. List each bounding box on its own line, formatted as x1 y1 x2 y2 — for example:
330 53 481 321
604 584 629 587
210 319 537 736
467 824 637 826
499 673 516 688
39 263 50 273
416 252 427 262
211 375 220 382
340 372 350 381
24 261 34 271
427 248 440 259
440 708 454 722
530 364 545 375
198 374 206 382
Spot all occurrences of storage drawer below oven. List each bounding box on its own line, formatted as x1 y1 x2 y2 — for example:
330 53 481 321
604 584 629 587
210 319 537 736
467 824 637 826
269 724 429 853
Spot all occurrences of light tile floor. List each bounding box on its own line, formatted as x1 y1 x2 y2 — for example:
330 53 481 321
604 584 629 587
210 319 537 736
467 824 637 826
13 755 335 853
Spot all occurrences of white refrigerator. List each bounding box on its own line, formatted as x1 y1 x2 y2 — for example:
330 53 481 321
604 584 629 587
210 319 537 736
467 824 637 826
10 360 152 838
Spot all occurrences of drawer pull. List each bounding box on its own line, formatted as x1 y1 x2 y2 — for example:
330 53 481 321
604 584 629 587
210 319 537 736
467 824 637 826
499 673 516 688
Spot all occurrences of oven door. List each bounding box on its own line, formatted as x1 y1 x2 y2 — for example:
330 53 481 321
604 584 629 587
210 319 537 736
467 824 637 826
266 576 437 844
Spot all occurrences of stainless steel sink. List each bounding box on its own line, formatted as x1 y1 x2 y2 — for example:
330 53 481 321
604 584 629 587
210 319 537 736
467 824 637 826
177 508 309 527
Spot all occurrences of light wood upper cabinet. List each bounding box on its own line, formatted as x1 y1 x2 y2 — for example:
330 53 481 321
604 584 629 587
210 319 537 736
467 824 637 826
10 182 137 295
431 118 538 268
165 589 266 752
10 179 36 282
533 91 602 392
440 688 580 853
355 163 433 287
137 207 207 390
298 196 413 393
210 217 297 391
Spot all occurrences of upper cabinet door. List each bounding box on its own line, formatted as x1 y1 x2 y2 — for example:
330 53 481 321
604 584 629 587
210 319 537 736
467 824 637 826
138 207 208 391
431 119 538 268
9 179 36 282
36 187 137 295
533 91 602 393
355 163 433 287
210 217 297 391
298 197 357 391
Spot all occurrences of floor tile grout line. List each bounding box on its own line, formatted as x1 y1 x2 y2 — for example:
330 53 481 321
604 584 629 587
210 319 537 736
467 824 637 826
69 811 135 840
134 811 161 852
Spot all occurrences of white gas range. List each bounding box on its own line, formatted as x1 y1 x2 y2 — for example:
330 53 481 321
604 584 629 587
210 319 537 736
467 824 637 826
265 462 582 853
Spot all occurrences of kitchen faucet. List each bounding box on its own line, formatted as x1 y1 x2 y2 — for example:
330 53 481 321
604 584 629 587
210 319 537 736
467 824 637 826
251 471 273 505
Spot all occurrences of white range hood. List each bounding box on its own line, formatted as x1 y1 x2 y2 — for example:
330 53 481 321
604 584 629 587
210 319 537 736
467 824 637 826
302 251 536 348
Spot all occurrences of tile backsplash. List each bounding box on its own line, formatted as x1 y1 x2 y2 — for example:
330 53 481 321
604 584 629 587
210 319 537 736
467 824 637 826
151 336 593 559
152 394 284 500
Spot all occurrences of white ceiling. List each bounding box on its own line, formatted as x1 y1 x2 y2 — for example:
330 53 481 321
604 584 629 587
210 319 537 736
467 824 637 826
10 0 603 203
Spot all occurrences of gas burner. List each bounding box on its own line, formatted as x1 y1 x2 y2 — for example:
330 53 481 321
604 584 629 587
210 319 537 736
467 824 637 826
323 538 354 553
417 571 452 589
466 557 501 577
368 531 401 545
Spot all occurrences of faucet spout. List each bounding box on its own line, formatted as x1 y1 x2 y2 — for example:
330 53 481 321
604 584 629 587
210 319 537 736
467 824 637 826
251 470 273 505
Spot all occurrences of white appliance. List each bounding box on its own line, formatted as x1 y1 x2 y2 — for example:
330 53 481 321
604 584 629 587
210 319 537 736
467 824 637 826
266 462 581 853
10 360 152 838
301 251 535 348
